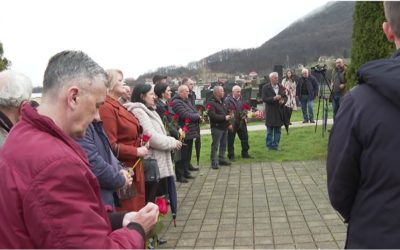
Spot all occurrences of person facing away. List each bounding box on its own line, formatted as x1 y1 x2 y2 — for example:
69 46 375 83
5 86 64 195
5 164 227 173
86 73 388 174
262 72 287 151
330 58 347 121
0 70 32 147
224 85 252 161
207 86 232 169
327 2 400 248
0 50 159 248
296 68 319 123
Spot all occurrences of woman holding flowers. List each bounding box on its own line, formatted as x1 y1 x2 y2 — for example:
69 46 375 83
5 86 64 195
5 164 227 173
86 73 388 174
99 69 149 212
125 83 182 203
154 82 179 140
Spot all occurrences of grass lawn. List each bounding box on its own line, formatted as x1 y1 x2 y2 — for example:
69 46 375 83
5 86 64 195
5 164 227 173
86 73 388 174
192 125 330 165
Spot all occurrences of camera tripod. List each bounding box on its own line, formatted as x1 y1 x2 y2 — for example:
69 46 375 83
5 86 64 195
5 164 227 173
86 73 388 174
313 70 333 137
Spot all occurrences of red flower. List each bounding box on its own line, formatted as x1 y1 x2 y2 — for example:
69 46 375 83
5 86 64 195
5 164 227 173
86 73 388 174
185 118 190 124
207 104 213 110
164 110 170 116
173 113 179 120
168 101 173 107
182 125 189 133
242 103 251 111
142 134 151 143
155 197 168 215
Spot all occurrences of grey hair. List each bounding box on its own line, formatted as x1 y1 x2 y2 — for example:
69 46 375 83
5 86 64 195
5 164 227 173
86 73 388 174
213 85 223 94
42 50 107 95
384 1 400 38
232 85 241 91
302 68 309 74
0 70 33 108
269 72 278 79
177 84 188 94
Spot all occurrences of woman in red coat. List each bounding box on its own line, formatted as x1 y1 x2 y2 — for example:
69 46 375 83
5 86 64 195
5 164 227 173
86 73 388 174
100 69 149 212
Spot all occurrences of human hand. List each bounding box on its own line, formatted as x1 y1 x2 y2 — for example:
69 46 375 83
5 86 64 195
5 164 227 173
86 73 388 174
339 84 345 89
120 169 133 186
225 115 231 121
122 202 159 235
274 95 282 101
136 146 149 157
175 140 182 150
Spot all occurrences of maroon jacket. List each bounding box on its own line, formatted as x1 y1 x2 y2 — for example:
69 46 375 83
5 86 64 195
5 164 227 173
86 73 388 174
0 104 144 248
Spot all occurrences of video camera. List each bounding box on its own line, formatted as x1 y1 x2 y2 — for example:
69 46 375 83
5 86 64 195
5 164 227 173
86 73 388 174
311 64 327 73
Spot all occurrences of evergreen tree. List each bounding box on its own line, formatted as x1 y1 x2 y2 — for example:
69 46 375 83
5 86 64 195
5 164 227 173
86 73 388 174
347 2 395 89
0 42 11 71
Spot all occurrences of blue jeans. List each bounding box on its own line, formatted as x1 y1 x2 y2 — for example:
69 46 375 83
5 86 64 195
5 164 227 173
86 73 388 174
266 126 281 150
300 95 314 121
332 93 342 121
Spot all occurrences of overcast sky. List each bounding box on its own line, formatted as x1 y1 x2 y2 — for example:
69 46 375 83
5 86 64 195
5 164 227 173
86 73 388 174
0 0 330 86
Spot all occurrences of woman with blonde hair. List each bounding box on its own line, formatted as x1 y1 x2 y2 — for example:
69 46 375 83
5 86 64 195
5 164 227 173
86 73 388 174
99 69 148 212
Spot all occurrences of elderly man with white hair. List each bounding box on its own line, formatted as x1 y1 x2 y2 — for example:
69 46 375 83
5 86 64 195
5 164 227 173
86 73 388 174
0 70 33 147
295 68 319 123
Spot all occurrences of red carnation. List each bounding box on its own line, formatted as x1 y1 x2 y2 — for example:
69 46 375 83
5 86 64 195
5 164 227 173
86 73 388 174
182 125 189 133
243 103 251 111
168 101 173 107
142 134 151 143
207 104 213 110
173 113 179 120
164 110 170 116
185 118 190 124
156 197 168 215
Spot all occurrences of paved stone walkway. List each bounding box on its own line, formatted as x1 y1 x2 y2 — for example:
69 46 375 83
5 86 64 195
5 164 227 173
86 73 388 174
159 160 346 249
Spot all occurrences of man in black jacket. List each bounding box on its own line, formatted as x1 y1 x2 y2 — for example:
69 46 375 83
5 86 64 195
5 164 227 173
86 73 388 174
296 68 318 123
327 2 400 248
207 86 232 169
224 85 251 161
262 72 287 150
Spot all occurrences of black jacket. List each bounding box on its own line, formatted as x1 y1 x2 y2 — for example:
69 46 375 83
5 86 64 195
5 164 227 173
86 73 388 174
296 75 319 100
155 99 179 139
262 83 287 127
327 49 400 249
207 96 230 130
171 96 200 140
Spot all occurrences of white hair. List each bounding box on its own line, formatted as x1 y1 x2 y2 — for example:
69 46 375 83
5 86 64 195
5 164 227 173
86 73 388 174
232 85 241 91
302 68 309 74
0 70 33 108
269 72 278 79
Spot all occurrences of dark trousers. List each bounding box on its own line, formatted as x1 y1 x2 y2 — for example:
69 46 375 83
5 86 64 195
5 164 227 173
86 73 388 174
175 139 193 179
211 128 227 164
227 122 249 158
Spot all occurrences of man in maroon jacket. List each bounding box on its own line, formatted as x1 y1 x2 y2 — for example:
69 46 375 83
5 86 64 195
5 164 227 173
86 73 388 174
0 50 158 248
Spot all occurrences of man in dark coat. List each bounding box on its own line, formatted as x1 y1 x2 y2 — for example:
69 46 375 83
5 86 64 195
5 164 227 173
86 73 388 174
327 2 400 248
262 72 287 150
182 77 196 107
207 86 232 169
296 68 319 123
224 85 251 161
330 58 347 121
171 85 201 182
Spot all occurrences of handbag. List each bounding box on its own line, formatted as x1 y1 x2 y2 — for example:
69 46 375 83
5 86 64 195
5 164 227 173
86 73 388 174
143 158 160 183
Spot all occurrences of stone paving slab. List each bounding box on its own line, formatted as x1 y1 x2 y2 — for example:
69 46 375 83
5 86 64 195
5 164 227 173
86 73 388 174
160 160 346 249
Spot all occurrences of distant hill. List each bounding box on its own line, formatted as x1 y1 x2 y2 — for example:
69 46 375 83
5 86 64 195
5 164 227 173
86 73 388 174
137 1 355 82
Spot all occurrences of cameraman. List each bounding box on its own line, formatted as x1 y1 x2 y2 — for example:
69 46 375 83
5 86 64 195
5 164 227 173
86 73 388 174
296 68 319 123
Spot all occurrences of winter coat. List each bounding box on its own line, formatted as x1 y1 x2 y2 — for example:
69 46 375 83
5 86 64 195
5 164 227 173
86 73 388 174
262 83 287 127
76 122 125 208
331 65 348 95
327 49 400 249
171 96 201 140
296 75 319 100
207 96 230 130
281 78 297 110
0 110 12 148
224 94 247 123
0 104 144 248
124 102 177 179
155 98 179 139
99 95 145 212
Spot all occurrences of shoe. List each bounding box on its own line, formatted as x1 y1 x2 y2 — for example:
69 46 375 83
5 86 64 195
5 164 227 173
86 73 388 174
302 120 309 123
185 175 195 179
219 160 231 166
189 166 199 171
211 163 219 169
177 177 188 183
289 122 292 125
158 238 167 245
310 120 315 123
241 154 253 159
